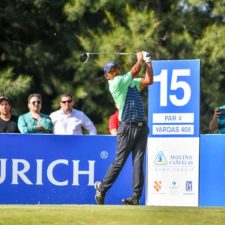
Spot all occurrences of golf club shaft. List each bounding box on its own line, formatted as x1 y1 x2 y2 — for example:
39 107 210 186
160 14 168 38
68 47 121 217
86 52 135 55
79 52 137 63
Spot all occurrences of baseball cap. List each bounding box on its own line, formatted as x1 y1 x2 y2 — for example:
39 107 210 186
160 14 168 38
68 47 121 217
103 61 119 74
0 96 10 104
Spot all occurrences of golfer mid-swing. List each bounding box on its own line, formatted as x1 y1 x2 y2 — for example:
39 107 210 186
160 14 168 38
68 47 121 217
95 51 153 205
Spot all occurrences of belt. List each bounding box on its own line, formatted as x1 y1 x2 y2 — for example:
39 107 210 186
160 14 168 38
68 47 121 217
119 121 145 127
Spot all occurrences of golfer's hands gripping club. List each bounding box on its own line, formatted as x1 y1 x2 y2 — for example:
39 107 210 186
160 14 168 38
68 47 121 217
142 51 151 63
136 52 144 62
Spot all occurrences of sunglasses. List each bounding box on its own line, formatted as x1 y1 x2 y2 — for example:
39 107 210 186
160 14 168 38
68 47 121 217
31 101 41 105
61 100 72 104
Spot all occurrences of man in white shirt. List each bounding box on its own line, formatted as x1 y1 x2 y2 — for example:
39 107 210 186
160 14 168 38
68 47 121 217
50 93 97 135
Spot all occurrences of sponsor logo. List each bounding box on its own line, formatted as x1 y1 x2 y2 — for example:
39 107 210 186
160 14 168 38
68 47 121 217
153 151 195 172
169 154 193 166
0 159 95 186
172 181 176 186
169 181 179 194
154 181 162 192
100 151 108 159
154 151 167 165
186 181 192 192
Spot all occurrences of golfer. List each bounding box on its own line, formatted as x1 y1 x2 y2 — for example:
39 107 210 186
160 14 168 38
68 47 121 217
95 51 153 205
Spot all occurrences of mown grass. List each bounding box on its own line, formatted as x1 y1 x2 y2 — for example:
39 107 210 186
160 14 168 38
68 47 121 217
0 205 224 225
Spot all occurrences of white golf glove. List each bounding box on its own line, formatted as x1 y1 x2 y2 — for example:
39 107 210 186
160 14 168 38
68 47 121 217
142 51 151 63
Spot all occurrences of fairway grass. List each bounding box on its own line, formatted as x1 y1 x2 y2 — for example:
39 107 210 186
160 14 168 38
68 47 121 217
0 205 224 225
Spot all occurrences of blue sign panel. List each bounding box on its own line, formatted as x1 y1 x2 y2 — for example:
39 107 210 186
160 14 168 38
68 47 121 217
148 60 200 137
0 134 145 205
199 134 225 206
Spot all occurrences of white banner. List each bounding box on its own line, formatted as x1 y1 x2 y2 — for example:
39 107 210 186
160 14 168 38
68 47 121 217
146 137 199 206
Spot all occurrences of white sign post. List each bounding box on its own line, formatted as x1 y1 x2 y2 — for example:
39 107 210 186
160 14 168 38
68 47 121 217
146 60 200 206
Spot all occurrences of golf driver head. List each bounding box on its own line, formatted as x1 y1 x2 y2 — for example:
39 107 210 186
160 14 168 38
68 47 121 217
79 53 89 63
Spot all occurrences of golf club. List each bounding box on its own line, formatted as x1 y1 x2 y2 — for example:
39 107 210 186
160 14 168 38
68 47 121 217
79 52 136 63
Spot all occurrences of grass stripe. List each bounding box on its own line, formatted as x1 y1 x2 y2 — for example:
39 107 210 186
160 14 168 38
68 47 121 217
0 205 224 225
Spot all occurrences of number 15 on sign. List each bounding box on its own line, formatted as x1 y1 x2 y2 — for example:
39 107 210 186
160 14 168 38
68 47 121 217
148 60 200 137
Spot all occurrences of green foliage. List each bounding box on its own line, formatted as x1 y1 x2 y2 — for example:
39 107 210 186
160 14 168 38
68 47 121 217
0 0 224 133
213 0 225 16
0 68 32 97
194 24 225 132
0 67 32 114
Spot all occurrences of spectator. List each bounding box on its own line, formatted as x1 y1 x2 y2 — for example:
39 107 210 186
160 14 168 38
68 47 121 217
94 51 153 205
0 96 19 133
108 107 119 135
209 105 225 134
18 93 53 134
50 93 97 135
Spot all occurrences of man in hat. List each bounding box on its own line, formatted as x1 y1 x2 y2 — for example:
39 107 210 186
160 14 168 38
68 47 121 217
0 96 19 133
94 51 153 205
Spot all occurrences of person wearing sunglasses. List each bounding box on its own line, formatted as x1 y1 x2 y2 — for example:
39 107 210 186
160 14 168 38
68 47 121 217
18 93 53 134
50 93 97 135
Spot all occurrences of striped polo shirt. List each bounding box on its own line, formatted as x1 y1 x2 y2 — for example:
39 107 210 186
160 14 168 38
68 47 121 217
121 86 145 121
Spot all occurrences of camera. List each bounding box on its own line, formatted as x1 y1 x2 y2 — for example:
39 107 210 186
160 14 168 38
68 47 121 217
219 108 225 117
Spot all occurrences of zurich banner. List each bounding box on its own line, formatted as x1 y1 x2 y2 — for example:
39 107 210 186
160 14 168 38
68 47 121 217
0 134 145 204
146 60 200 206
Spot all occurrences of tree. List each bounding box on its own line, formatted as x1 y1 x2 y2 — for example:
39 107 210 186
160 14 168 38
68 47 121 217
0 67 32 114
0 0 78 113
0 0 224 133
194 24 225 133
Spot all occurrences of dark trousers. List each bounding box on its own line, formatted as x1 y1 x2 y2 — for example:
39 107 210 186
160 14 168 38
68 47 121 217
101 122 148 199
